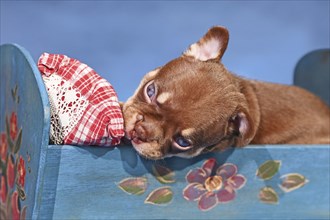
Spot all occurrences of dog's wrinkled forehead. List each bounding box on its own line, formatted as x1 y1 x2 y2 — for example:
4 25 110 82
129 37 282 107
138 58 237 127
154 58 236 107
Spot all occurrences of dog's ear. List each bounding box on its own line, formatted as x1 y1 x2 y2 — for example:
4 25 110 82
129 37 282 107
227 107 254 147
183 26 229 62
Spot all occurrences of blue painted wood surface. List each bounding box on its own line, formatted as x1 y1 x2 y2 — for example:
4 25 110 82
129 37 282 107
1 44 329 219
40 145 329 220
294 49 330 105
0 44 50 219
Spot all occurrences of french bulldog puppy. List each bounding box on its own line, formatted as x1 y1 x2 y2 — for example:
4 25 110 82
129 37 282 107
122 26 330 160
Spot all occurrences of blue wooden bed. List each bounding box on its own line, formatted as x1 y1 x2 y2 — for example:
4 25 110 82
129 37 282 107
0 44 329 219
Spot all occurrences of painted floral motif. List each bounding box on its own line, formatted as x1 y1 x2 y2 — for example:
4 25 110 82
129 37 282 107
114 154 311 210
279 173 309 193
117 164 175 206
0 176 6 203
11 191 20 220
1 133 7 162
145 186 173 206
17 156 26 188
259 187 279 204
152 164 175 184
183 158 247 211
0 96 28 220
117 177 148 195
6 156 15 188
256 160 281 180
256 160 309 205
9 112 18 141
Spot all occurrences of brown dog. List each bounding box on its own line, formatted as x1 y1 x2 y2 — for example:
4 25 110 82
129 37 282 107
122 26 330 160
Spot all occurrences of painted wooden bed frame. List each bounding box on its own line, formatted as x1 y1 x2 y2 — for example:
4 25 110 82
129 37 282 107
0 44 329 219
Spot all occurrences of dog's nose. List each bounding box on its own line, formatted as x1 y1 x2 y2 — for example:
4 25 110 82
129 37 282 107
135 114 147 141
125 113 144 140
135 123 148 142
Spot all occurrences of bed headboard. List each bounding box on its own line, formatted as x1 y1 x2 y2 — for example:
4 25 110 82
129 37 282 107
0 44 50 219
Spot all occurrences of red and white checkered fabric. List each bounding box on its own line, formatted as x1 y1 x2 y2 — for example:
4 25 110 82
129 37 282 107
38 53 124 146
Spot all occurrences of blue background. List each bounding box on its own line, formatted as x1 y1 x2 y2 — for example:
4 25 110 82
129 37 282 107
1 1 329 101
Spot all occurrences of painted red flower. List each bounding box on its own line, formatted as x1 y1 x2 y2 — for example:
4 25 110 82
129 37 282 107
183 158 246 211
1 133 7 162
17 156 26 187
1 176 7 203
11 191 20 220
7 156 15 188
10 112 18 140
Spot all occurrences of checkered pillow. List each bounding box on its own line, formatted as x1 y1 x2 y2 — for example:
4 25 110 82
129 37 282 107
38 53 124 146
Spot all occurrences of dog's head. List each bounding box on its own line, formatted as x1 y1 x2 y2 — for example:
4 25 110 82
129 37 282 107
123 26 255 159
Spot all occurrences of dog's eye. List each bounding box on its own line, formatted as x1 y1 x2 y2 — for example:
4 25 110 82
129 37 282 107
147 83 155 97
173 136 192 150
176 136 190 147
144 81 156 102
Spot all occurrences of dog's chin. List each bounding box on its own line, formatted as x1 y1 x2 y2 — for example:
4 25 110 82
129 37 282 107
131 139 165 160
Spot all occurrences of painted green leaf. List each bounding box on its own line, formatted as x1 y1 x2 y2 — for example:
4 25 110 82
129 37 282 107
152 164 175 184
11 88 16 101
0 204 7 220
0 159 3 173
259 186 279 204
13 128 22 154
279 173 309 193
145 186 173 205
11 85 17 101
256 160 281 180
117 177 147 195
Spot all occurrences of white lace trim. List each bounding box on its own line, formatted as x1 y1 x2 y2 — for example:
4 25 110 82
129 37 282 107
42 74 89 144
